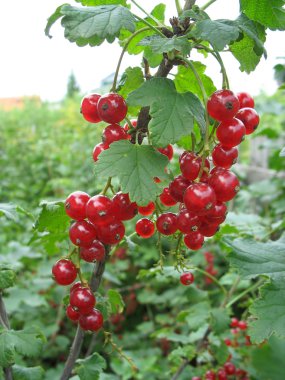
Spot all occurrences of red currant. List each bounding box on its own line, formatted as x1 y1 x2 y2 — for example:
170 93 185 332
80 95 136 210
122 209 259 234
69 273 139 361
184 231 204 250
238 320 248 330
97 93 127 124
65 191 90 221
216 118 246 148
70 287 96 315
70 281 83 294
79 308 104 331
180 272 194 286
135 218 155 238
123 119 137 131
80 240 105 262
156 213 178 235
236 107 260 135
69 221 97 247
217 369 228 380
212 144 238 169
159 188 177 207
236 92 255 108
102 124 128 144
200 222 220 237
205 370 216 380
207 89 240 121
180 152 210 181
96 220 125 245
184 183 216 215
192 378 202 380
112 192 138 221
230 317 239 328
205 202 227 222
81 93 101 123
224 362 236 375
66 304 80 322
157 144 174 160
52 259 77 286
177 209 200 234
86 195 116 226
169 175 191 202
208 169 240 202
92 142 109 162
137 202 155 216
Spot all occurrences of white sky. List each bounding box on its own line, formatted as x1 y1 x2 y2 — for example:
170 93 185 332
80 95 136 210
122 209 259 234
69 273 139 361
0 0 284 101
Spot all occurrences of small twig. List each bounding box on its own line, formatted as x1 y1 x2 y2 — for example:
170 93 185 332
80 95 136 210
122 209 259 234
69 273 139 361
226 278 265 309
201 0 217 11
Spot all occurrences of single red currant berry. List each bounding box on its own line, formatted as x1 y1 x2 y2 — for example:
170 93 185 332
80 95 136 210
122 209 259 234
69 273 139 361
70 281 83 294
86 195 116 226
177 209 200 234
205 370 216 380
169 175 191 202
70 287 96 315
80 240 105 262
92 142 109 162
81 93 101 123
157 144 174 160
112 192 138 221
97 93 127 124
207 89 240 121
136 218 155 238
205 202 227 224
212 144 238 169
217 369 228 380
208 169 240 202
79 308 104 331
123 119 137 131
238 320 248 330
66 304 80 322
224 338 232 346
236 92 255 109
204 251 214 263
180 272 194 285
65 191 90 221
102 124 128 145
69 220 97 247
159 188 177 207
216 118 246 148
184 231 204 250
180 152 210 181
235 107 260 135
236 369 247 377
184 183 216 215
137 202 155 216
156 212 178 235
52 259 77 286
192 378 202 380
230 317 239 328
199 222 220 237
224 362 236 376
96 220 125 245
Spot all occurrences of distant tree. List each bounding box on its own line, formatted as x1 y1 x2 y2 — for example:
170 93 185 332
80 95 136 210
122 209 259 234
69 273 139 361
66 71 80 98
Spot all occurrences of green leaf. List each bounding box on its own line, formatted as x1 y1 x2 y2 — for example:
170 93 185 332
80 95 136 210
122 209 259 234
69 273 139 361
178 301 211 330
240 0 285 30
59 5 135 46
13 365 45 380
236 14 266 57
108 289 125 314
191 19 240 50
95 140 168 205
0 203 33 222
210 308 230 334
0 266 16 289
127 78 206 146
45 5 67 38
117 67 144 114
138 35 192 55
0 328 45 367
35 201 70 234
76 353 106 380
75 0 127 5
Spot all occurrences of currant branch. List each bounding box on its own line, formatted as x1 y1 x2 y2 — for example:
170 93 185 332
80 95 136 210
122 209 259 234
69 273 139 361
0 292 13 380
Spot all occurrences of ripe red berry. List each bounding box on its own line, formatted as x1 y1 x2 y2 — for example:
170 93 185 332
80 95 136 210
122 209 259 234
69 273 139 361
177 209 200 234
216 118 246 148
208 169 240 202
137 202 155 216
169 175 191 202
199 222 220 237
230 317 239 328
238 320 248 330
236 107 260 135
192 378 202 380
92 142 109 162
135 218 155 238
184 231 204 250
205 202 227 224
205 370 216 380
217 369 228 380
70 281 83 294
207 89 240 121
224 338 232 346
96 220 125 245
123 119 137 131
65 191 90 221
80 240 105 262
180 272 194 285
112 192 138 221
180 152 210 181
66 304 80 322
102 124 128 145
156 212 178 235
236 92 255 109
86 195 116 226
97 93 127 124
224 362 236 375
157 144 174 160
184 183 216 215
159 188 177 207
70 287 96 315
81 93 101 123
52 259 77 286
79 308 104 331
212 144 238 169
69 221 97 247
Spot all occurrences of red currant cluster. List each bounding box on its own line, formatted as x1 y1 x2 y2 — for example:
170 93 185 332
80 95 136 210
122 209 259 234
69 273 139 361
225 317 250 348
192 361 249 380
204 251 218 285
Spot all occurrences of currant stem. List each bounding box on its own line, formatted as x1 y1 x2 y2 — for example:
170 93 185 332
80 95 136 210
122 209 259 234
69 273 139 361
225 278 265 309
175 0 183 15
194 267 227 295
101 177 113 196
133 14 166 37
201 0 217 10
130 0 165 27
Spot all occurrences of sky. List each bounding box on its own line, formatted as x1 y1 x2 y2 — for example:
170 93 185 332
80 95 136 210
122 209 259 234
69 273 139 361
0 0 284 101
